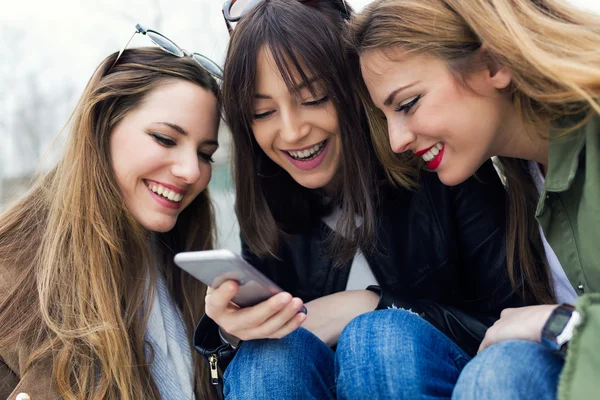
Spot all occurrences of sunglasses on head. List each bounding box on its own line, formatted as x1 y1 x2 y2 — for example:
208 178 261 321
112 23 224 80
222 0 350 34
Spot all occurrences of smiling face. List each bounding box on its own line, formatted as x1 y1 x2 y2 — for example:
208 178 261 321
109 80 219 232
250 47 342 190
361 48 515 186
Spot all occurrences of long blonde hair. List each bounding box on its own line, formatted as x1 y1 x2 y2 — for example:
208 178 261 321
349 0 600 303
0 48 220 399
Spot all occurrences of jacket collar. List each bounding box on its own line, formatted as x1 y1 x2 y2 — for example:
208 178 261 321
544 115 588 192
535 115 588 217
544 131 585 193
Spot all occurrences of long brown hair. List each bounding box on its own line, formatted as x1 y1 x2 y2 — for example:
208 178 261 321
349 0 600 303
0 47 220 399
223 0 404 264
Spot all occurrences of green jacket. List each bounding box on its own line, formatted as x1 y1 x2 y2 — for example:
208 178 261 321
536 115 600 399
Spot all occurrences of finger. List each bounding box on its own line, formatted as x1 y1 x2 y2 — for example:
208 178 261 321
268 310 307 339
500 307 518 318
478 326 499 354
229 292 294 333
206 286 214 295
205 281 240 318
478 334 490 353
246 297 305 338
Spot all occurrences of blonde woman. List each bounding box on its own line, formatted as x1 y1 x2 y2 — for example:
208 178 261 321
349 0 600 399
0 39 222 399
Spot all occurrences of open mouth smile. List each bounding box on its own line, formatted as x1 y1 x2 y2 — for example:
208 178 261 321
285 140 327 161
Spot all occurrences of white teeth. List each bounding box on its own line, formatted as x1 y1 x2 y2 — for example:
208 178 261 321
420 143 444 162
147 182 183 203
287 141 326 160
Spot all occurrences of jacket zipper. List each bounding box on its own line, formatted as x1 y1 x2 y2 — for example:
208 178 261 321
209 354 219 385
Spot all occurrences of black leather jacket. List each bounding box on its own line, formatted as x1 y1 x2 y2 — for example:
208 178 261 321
194 160 530 365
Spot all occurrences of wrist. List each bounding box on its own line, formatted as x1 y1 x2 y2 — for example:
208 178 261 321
218 326 241 349
541 304 581 353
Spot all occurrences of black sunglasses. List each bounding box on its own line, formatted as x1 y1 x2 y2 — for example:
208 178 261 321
222 0 350 34
112 23 224 80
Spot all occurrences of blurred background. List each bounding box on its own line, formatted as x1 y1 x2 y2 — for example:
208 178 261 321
1 0 599 252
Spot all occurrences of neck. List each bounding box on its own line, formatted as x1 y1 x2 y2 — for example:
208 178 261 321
323 169 343 197
493 107 550 168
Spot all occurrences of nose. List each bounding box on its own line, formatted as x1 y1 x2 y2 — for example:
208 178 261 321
171 149 202 184
388 119 415 154
279 108 310 144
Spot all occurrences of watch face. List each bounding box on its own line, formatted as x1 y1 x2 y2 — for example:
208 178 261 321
547 313 571 335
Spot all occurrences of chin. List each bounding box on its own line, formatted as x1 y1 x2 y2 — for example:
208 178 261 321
141 218 177 233
436 170 471 187
294 173 334 190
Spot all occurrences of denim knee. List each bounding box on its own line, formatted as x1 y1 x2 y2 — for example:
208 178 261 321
335 309 469 399
337 308 462 366
452 340 564 400
223 328 335 400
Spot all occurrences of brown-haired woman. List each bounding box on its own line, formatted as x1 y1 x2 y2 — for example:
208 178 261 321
350 0 600 399
0 43 222 400
195 0 536 398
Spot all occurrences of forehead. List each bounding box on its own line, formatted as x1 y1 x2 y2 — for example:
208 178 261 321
127 80 218 138
255 45 314 93
360 48 448 103
361 48 422 80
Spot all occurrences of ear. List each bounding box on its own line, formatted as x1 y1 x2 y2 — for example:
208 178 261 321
479 45 512 90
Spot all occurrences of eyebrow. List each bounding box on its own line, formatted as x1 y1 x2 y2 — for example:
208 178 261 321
255 76 322 99
383 81 419 107
156 121 188 136
154 122 219 146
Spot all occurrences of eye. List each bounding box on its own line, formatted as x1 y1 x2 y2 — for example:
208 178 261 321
395 94 422 114
302 95 329 106
198 152 215 163
253 110 275 120
150 132 175 146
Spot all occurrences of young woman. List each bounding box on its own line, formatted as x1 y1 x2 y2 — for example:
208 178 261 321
196 1 535 399
349 0 600 399
0 44 222 399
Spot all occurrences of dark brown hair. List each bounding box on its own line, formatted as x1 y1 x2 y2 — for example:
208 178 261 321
223 0 389 263
0 47 220 399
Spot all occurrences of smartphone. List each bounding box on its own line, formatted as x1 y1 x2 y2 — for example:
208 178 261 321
174 249 306 313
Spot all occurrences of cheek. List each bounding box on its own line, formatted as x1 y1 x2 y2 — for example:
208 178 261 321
109 150 130 193
196 165 213 193
251 126 275 155
322 105 340 133
409 110 448 139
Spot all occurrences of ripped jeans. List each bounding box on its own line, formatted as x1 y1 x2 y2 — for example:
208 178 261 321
223 309 471 399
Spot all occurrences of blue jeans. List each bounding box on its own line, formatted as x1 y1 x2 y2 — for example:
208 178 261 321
452 340 564 400
223 309 471 399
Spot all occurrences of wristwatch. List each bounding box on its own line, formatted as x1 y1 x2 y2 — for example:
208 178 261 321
541 304 581 353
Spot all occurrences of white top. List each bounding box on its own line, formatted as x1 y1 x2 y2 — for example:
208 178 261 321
322 207 378 290
528 161 579 304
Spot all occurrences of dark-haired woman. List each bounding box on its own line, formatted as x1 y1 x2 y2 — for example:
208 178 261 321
197 0 535 398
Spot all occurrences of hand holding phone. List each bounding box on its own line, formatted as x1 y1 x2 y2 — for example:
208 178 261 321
174 250 307 341
204 280 307 341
